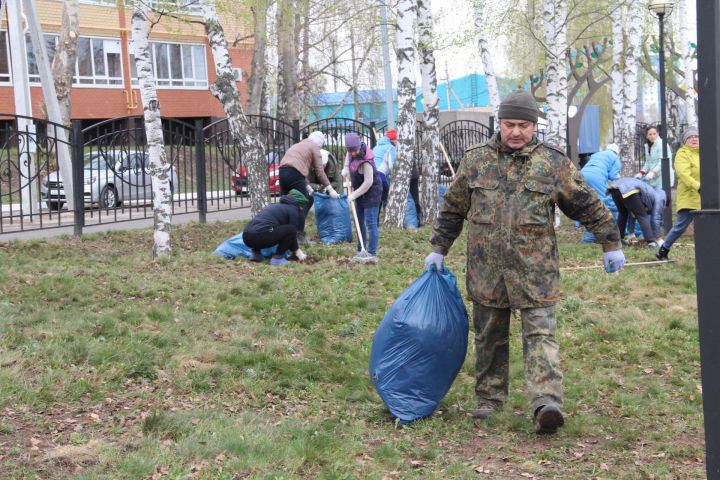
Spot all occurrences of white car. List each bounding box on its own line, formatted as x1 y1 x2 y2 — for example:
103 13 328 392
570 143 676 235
41 149 177 210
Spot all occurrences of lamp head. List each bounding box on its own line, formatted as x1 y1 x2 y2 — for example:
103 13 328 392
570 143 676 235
648 0 674 17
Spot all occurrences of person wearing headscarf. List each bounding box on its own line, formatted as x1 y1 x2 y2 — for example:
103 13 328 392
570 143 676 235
279 131 341 245
242 189 309 266
656 127 700 261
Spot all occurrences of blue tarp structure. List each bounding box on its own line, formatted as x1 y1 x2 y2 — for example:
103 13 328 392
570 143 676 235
578 105 600 154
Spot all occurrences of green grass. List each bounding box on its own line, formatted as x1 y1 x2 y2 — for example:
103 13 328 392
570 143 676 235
0 217 704 479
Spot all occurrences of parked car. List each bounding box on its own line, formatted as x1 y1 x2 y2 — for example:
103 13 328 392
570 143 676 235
41 149 178 210
231 150 283 196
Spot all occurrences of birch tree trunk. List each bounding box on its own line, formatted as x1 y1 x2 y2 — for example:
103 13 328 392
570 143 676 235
51 0 78 127
201 0 268 215
417 0 439 224
619 1 642 174
542 0 568 150
677 0 697 126
610 4 625 147
473 0 500 118
246 0 268 116
384 0 417 228
131 6 172 258
276 0 299 120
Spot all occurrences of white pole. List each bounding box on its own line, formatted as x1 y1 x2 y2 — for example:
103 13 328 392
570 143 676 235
379 1 394 128
23 0 75 210
6 0 38 213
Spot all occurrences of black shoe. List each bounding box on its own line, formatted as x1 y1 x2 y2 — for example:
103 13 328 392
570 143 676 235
296 232 315 246
656 246 670 261
534 404 564 434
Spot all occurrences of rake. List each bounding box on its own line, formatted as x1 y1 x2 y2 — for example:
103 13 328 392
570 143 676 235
349 197 376 263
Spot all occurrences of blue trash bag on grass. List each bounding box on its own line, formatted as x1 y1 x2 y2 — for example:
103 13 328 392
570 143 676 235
212 232 279 260
314 192 353 244
403 194 419 229
369 267 469 424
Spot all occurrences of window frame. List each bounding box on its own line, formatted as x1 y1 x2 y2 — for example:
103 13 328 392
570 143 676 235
0 30 10 85
129 40 208 90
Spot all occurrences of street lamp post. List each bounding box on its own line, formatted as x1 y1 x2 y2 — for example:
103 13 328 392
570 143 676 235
648 0 674 233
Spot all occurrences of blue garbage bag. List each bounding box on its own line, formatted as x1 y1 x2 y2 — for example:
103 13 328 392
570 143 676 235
212 232 279 260
314 192 353 244
403 194 419 229
369 267 469 424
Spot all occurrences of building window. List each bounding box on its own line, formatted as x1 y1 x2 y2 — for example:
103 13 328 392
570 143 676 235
130 41 208 88
0 31 10 84
78 0 117 6
26 34 123 87
148 0 202 15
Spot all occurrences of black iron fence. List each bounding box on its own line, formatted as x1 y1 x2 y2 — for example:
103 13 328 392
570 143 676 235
0 113 494 236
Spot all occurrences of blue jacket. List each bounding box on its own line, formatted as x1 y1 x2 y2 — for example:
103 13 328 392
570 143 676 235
581 149 621 212
609 177 666 239
372 137 397 177
243 196 302 234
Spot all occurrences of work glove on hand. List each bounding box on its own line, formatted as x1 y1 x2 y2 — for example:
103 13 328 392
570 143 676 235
634 172 643 179
347 192 357 203
305 185 314 197
603 249 626 273
424 252 444 271
293 249 307 262
646 171 657 180
341 167 350 178
326 186 340 199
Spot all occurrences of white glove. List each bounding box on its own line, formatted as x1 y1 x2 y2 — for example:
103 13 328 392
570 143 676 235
424 251 444 271
341 167 349 178
603 249 626 273
634 172 644 179
347 192 357 202
293 249 307 262
646 171 657 180
305 185 314 197
326 186 340 199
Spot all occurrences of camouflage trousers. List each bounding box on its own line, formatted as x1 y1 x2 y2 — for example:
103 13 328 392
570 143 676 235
473 303 563 411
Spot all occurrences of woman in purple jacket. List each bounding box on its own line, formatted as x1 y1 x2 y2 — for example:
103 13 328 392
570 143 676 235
342 133 383 261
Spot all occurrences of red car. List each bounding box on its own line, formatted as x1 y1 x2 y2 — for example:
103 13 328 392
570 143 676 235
232 151 282 196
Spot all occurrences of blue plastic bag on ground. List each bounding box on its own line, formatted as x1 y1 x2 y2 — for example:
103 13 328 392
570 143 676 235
403 194 419 229
212 232 278 259
314 192 353 244
369 267 469 424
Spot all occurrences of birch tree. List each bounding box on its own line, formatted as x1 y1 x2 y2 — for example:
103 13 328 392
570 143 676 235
384 0 417 228
677 0 697 126
610 4 624 149
473 0 500 118
51 0 79 127
276 0 299 119
542 0 568 150
246 0 269 116
417 0 439 224
131 6 172 257
201 0 269 215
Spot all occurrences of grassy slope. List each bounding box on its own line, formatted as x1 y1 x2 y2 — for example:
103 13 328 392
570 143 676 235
0 218 704 479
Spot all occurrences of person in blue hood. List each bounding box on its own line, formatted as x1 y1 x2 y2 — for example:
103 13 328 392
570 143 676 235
372 128 397 218
578 144 622 243
607 178 666 247
242 189 309 266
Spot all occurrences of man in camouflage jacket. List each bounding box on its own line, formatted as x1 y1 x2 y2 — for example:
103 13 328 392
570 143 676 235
424 90 625 434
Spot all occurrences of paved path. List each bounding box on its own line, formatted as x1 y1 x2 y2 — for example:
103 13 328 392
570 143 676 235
0 207 253 242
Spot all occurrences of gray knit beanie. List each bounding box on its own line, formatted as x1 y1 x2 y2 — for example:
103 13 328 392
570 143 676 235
681 126 699 145
498 89 539 123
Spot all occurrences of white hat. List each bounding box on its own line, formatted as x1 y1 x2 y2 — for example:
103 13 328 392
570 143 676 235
320 149 329 166
308 131 326 148
606 143 620 155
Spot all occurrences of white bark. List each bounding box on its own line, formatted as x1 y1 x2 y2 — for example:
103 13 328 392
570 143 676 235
51 0 79 127
620 1 642 172
384 0 417 228
201 0 268 215
542 0 568 150
418 0 439 224
473 0 500 119
610 4 624 144
677 0 697 126
131 6 172 257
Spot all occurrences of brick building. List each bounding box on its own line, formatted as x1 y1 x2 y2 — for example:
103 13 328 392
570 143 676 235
0 0 253 124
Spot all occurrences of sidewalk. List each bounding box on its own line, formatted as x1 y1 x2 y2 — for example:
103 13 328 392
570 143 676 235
0 207 253 242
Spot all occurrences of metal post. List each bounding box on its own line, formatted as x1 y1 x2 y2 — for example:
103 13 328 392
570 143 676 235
71 121 85 237
379 0 395 128
369 121 377 149
694 0 720 477
658 13 673 233
194 119 207 224
292 119 301 143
